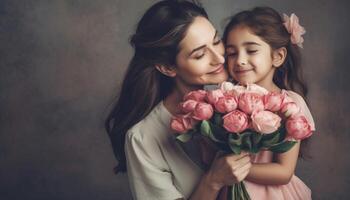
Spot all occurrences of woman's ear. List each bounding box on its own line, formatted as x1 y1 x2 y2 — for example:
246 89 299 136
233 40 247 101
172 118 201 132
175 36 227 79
272 47 287 68
155 65 177 77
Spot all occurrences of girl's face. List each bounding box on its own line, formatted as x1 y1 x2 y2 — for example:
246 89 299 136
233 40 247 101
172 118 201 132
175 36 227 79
225 26 278 89
174 17 228 88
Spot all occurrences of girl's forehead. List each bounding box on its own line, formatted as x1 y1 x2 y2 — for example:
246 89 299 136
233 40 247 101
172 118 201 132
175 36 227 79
226 26 267 47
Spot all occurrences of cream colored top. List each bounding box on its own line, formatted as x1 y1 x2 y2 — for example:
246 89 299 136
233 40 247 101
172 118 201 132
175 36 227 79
125 101 203 200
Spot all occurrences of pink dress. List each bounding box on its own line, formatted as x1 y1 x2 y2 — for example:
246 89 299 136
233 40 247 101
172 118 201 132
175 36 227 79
243 90 316 200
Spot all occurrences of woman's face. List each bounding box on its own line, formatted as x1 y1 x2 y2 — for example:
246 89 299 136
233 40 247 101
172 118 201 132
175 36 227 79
174 16 228 88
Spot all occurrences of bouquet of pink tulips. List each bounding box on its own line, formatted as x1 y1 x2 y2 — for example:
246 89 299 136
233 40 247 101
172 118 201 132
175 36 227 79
170 82 313 200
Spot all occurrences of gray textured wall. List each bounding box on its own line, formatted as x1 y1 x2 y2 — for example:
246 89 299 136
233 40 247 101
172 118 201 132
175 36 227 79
1 0 349 200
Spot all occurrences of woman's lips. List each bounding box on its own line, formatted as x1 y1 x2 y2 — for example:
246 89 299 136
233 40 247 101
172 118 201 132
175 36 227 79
209 65 224 74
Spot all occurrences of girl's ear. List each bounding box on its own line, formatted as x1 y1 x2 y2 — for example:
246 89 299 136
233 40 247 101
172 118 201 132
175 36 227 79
272 47 287 68
155 65 177 77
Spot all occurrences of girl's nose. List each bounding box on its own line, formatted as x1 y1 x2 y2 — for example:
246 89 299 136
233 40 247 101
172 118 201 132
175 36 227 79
236 53 247 67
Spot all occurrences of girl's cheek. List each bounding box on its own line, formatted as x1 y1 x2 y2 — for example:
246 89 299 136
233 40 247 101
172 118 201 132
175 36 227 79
226 61 234 74
227 59 235 69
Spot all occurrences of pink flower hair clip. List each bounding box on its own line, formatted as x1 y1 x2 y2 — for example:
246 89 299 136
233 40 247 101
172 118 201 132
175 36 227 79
283 13 306 48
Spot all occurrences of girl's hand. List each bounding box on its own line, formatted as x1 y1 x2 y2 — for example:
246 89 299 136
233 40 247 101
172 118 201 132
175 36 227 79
205 152 252 191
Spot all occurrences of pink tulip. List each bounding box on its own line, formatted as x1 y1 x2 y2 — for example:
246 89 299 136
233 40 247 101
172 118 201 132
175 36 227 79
170 114 195 133
179 99 198 113
230 84 246 96
223 110 249 133
264 92 284 112
238 92 265 114
192 102 214 120
246 84 269 95
214 94 238 113
206 89 224 104
219 81 235 91
183 90 207 102
251 110 281 134
286 114 312 140
281 102 301 118
281 90 294 105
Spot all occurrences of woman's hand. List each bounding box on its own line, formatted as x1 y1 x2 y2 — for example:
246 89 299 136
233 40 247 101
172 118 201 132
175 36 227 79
205 152 252 191
188 152 251 200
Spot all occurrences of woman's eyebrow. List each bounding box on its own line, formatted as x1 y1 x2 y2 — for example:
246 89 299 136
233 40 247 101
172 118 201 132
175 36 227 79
189 45 206 56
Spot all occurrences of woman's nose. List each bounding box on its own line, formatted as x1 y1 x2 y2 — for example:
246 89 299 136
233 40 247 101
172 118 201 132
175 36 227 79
210 45 225 64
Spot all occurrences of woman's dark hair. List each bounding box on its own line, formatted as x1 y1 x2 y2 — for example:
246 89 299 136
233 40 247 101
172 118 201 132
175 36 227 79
223 7 311 158
105 0 208 173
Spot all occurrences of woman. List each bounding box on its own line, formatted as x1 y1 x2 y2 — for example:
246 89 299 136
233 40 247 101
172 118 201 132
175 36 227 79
105 1 251 199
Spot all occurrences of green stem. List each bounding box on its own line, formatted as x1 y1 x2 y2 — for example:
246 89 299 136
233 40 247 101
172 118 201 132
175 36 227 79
228 185 233 199
241 182 251 200
230 182 251 200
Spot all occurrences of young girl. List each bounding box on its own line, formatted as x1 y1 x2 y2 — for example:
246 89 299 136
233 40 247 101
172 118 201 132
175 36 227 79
222 7 316 199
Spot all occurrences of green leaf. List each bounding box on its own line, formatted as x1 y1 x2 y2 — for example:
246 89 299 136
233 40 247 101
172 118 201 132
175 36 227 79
268 140 297 153
261 129 279 140
200 120 224 143
228 134 242 154
208 121 227 142
176 132 193 143
238 131 254 151
230 144 241 155
261 130 281 147
200 120 211 137
250 132 263 152
242 133 253 151
277 125 287 142
252 132 263 145
228 133 242 145
213 112 223 126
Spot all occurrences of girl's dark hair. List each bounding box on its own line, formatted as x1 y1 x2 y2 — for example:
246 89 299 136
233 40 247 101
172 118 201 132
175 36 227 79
223 7 310 158
105 0 208 173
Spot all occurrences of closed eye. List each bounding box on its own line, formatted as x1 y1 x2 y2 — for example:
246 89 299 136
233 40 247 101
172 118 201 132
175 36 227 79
194 54 205 59
213 39 222 45
247 50 258 54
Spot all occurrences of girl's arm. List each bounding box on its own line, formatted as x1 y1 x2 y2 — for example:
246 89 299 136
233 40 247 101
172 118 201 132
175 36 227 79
245 141 300 185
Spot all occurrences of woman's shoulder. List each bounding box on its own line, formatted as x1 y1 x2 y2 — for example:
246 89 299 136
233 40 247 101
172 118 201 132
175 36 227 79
126 101 172 142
